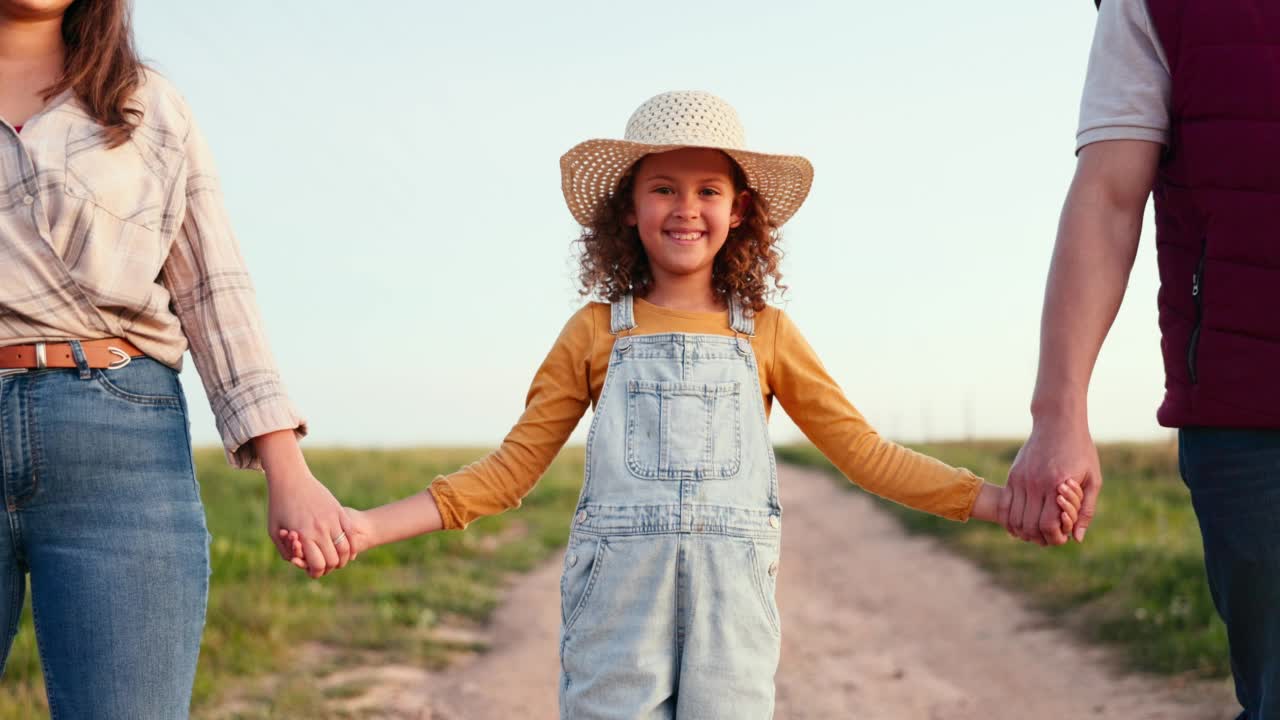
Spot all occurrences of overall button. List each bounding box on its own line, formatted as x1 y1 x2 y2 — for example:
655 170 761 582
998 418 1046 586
576 510 588 524
567 553 578 568
767 515 780 529
767 561 779 577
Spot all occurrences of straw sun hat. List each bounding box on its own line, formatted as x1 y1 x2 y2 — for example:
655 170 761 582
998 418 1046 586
560 91 814 227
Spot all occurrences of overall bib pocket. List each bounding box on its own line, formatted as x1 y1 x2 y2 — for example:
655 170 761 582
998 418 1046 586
625 380 742 480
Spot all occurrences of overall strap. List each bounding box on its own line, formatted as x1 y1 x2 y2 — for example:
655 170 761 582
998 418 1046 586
610 293 637 335
729 296 755 337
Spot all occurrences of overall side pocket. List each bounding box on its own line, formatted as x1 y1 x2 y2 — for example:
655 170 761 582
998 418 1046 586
561 536 608 634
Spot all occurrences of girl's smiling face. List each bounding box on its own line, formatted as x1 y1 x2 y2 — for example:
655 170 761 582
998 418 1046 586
626 148 749 293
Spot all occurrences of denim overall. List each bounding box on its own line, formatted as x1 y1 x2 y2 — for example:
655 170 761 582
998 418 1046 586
559 294 783 719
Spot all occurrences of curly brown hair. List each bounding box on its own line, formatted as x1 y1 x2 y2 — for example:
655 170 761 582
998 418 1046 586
575 155 786 314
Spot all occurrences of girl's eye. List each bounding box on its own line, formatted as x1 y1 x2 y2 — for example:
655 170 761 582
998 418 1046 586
700 188 722 196
652 186 674 195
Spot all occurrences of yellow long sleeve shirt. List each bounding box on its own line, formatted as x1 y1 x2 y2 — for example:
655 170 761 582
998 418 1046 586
428 298 982 529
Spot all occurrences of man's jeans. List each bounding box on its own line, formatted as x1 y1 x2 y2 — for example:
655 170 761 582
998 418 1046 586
1180 428 1280 720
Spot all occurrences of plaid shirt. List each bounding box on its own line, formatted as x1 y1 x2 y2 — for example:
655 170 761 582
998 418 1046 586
0 71 304 469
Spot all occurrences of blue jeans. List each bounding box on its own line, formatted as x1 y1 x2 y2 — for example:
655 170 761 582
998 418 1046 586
1180 428 1280 720
0 348 209 719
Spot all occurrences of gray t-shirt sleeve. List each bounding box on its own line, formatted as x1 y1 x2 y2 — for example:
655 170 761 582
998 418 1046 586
1076 0 1172 152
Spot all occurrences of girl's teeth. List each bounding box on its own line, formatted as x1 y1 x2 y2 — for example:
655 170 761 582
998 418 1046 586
669 232 701 240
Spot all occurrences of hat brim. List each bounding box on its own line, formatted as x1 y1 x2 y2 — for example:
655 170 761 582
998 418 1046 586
560 139 814 227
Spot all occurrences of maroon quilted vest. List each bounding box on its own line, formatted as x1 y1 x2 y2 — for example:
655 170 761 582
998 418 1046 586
1147 0 1280 427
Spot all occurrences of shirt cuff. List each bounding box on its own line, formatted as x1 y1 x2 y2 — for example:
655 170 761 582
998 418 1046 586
216 380 308 470
1076 125 1168 154
949 468 985 523
428 477 467 530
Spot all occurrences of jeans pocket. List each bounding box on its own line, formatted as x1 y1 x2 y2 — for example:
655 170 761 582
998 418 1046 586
92 359 183 408
625 380 742 480
561 536 608 634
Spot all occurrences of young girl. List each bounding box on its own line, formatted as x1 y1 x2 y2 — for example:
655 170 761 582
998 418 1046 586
286 91 1083 717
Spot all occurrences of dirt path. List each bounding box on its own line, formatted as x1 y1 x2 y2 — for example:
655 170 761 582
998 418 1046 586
345 463 1237 719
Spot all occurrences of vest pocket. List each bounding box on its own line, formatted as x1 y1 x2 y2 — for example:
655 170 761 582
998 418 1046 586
625 380 742 480
1188 241 1207 385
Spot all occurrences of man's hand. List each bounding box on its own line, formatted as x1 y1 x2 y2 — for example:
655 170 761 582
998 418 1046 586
1007 140 1158 545
1002 418 1101 544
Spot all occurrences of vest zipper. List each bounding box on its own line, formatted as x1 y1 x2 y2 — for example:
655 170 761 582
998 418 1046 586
1187 240 1207 385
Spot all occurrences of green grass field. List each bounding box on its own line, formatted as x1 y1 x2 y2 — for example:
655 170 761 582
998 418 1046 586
0 441 1228 717
0 447 584 719
776 440 1229 679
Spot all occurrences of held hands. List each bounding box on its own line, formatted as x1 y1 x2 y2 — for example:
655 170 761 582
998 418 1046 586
279 507 375 575
256 430 353 579
277 487 445 577
266 469 354 578
1009 477 1083 542
1001 420 1102 545
973 476 1083 543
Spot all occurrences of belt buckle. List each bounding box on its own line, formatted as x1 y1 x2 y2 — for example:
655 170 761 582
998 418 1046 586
106 346 131 370
34 342 46 370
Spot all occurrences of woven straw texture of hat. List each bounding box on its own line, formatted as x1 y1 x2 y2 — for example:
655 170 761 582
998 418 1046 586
560 91 814 227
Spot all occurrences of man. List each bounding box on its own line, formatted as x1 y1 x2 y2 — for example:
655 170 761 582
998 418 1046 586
1001 1 1279 718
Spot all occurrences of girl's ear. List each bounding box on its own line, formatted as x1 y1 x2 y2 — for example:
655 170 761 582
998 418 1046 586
729 190 751 228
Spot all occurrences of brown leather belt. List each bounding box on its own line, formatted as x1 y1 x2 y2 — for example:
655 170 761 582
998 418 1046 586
0 338 145 370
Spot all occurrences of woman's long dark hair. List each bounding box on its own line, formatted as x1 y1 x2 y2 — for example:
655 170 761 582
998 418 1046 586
42 0 145 147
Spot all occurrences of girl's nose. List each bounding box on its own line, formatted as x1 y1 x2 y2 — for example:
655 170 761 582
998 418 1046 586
673 192 700 219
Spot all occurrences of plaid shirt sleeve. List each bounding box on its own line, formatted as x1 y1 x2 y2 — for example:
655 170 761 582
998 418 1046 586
161 110 307 469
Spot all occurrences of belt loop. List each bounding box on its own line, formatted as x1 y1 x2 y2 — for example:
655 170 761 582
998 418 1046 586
67 340 91 379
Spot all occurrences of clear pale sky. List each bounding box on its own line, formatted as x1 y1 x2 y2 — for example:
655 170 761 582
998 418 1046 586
132 1 1170 451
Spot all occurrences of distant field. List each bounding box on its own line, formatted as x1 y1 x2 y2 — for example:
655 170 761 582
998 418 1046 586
776 440 1228 679
0 447 584 719
0 441 1228 718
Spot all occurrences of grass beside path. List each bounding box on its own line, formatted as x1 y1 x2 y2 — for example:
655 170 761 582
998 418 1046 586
776 440 1229 679
0 447 583 719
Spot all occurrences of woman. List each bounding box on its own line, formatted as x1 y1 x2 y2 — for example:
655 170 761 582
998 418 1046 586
0 0 348 716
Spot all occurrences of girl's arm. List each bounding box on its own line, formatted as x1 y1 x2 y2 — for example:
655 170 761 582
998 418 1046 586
770 310 982 520
771 310 1083 529
286 307 598 560
425 307 596 531
285 491 441 565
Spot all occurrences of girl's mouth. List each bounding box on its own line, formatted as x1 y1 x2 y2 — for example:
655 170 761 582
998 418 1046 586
664 230 705 244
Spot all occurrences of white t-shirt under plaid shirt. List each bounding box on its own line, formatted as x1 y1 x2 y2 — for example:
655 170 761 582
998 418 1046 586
0 70 304 469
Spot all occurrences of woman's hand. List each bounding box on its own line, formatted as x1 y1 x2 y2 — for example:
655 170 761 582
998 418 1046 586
254 429 351 578
281 506 374 572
